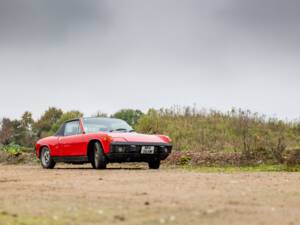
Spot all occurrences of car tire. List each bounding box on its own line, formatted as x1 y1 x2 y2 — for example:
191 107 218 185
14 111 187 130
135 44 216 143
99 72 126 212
92 142 107 169
40 147 56 169
148 159 160 169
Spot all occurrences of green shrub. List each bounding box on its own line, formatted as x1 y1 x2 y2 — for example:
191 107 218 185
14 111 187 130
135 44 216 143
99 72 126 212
0 143 23 156
179 156 192 165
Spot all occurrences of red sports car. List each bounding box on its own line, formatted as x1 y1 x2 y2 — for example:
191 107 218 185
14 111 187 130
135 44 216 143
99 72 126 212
35 117 172 169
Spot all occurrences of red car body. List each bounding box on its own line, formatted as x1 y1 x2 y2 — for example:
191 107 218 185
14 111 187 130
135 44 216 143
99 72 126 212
36 117 172 169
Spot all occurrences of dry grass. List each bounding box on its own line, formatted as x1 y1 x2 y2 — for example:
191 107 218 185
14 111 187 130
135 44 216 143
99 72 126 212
136 106 300 164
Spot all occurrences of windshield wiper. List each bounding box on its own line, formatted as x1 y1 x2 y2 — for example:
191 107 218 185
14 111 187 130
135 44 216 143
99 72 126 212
110 128 135 132
110 128 128 132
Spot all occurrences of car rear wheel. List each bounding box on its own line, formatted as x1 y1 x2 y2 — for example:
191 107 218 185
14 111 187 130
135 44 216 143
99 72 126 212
40 147 56 169
148 159 160 169
92 142 107 169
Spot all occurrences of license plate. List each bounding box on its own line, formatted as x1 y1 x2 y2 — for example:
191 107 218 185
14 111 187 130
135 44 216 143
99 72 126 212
141 146 155 154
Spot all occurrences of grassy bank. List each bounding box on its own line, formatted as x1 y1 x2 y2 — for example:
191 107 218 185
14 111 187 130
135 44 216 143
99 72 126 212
137 107 300 165
179 164 300 172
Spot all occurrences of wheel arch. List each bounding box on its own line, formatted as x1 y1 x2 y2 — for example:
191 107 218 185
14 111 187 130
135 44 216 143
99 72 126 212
38 145 51 159
87 139 105 162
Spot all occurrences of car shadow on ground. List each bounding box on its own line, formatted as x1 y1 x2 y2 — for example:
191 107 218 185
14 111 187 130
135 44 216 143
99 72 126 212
54 166 146 170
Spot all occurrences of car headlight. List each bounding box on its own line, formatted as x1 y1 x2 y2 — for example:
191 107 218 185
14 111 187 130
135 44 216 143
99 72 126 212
161 146 169 153
116 146 126 153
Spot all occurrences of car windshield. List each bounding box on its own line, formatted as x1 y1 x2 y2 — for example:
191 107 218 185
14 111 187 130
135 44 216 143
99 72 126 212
83 118 133 133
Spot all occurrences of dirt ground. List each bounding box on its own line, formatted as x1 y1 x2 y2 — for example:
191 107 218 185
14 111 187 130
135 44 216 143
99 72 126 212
0 164 300 225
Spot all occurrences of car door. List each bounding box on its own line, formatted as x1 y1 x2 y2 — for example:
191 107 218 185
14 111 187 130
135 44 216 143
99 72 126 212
58 120 85 156
51 124 66 156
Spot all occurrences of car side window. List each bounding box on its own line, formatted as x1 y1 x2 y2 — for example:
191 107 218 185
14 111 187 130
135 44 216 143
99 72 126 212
64 121 81 136
55 124 65 136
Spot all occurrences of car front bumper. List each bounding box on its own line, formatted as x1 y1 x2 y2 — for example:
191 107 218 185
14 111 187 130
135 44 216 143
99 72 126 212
106 142 172 163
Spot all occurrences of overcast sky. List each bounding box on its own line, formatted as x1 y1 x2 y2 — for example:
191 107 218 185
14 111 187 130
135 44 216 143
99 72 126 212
0 0 299 120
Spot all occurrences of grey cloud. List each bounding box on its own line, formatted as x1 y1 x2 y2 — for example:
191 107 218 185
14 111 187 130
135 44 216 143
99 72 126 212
0 0 299 120
225 0 300 26
0 0 109 44
220 0 300 48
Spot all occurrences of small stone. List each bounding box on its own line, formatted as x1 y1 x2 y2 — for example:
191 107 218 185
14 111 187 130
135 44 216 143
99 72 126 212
0 211 8 215
136 192 148 196
205 209 216 214
114 215 125 221
53 215 59 220
159 218 166 224
169 215 176 221
144 201 150 206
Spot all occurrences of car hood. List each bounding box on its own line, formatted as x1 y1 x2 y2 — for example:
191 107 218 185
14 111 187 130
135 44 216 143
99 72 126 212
37 136 57 143
108 132 165 143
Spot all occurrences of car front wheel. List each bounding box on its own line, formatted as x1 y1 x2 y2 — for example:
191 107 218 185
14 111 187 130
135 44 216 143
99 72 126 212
40 147 56 169
148 159 160 169
92 142 107 169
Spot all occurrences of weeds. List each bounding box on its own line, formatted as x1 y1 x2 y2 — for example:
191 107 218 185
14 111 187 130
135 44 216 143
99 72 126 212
0 143 23 156
136 106 300 164
179 156 192 165
181 164 300 172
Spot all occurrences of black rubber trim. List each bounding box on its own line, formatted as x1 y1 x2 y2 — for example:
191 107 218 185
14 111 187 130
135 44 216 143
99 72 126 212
52 156 88 163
